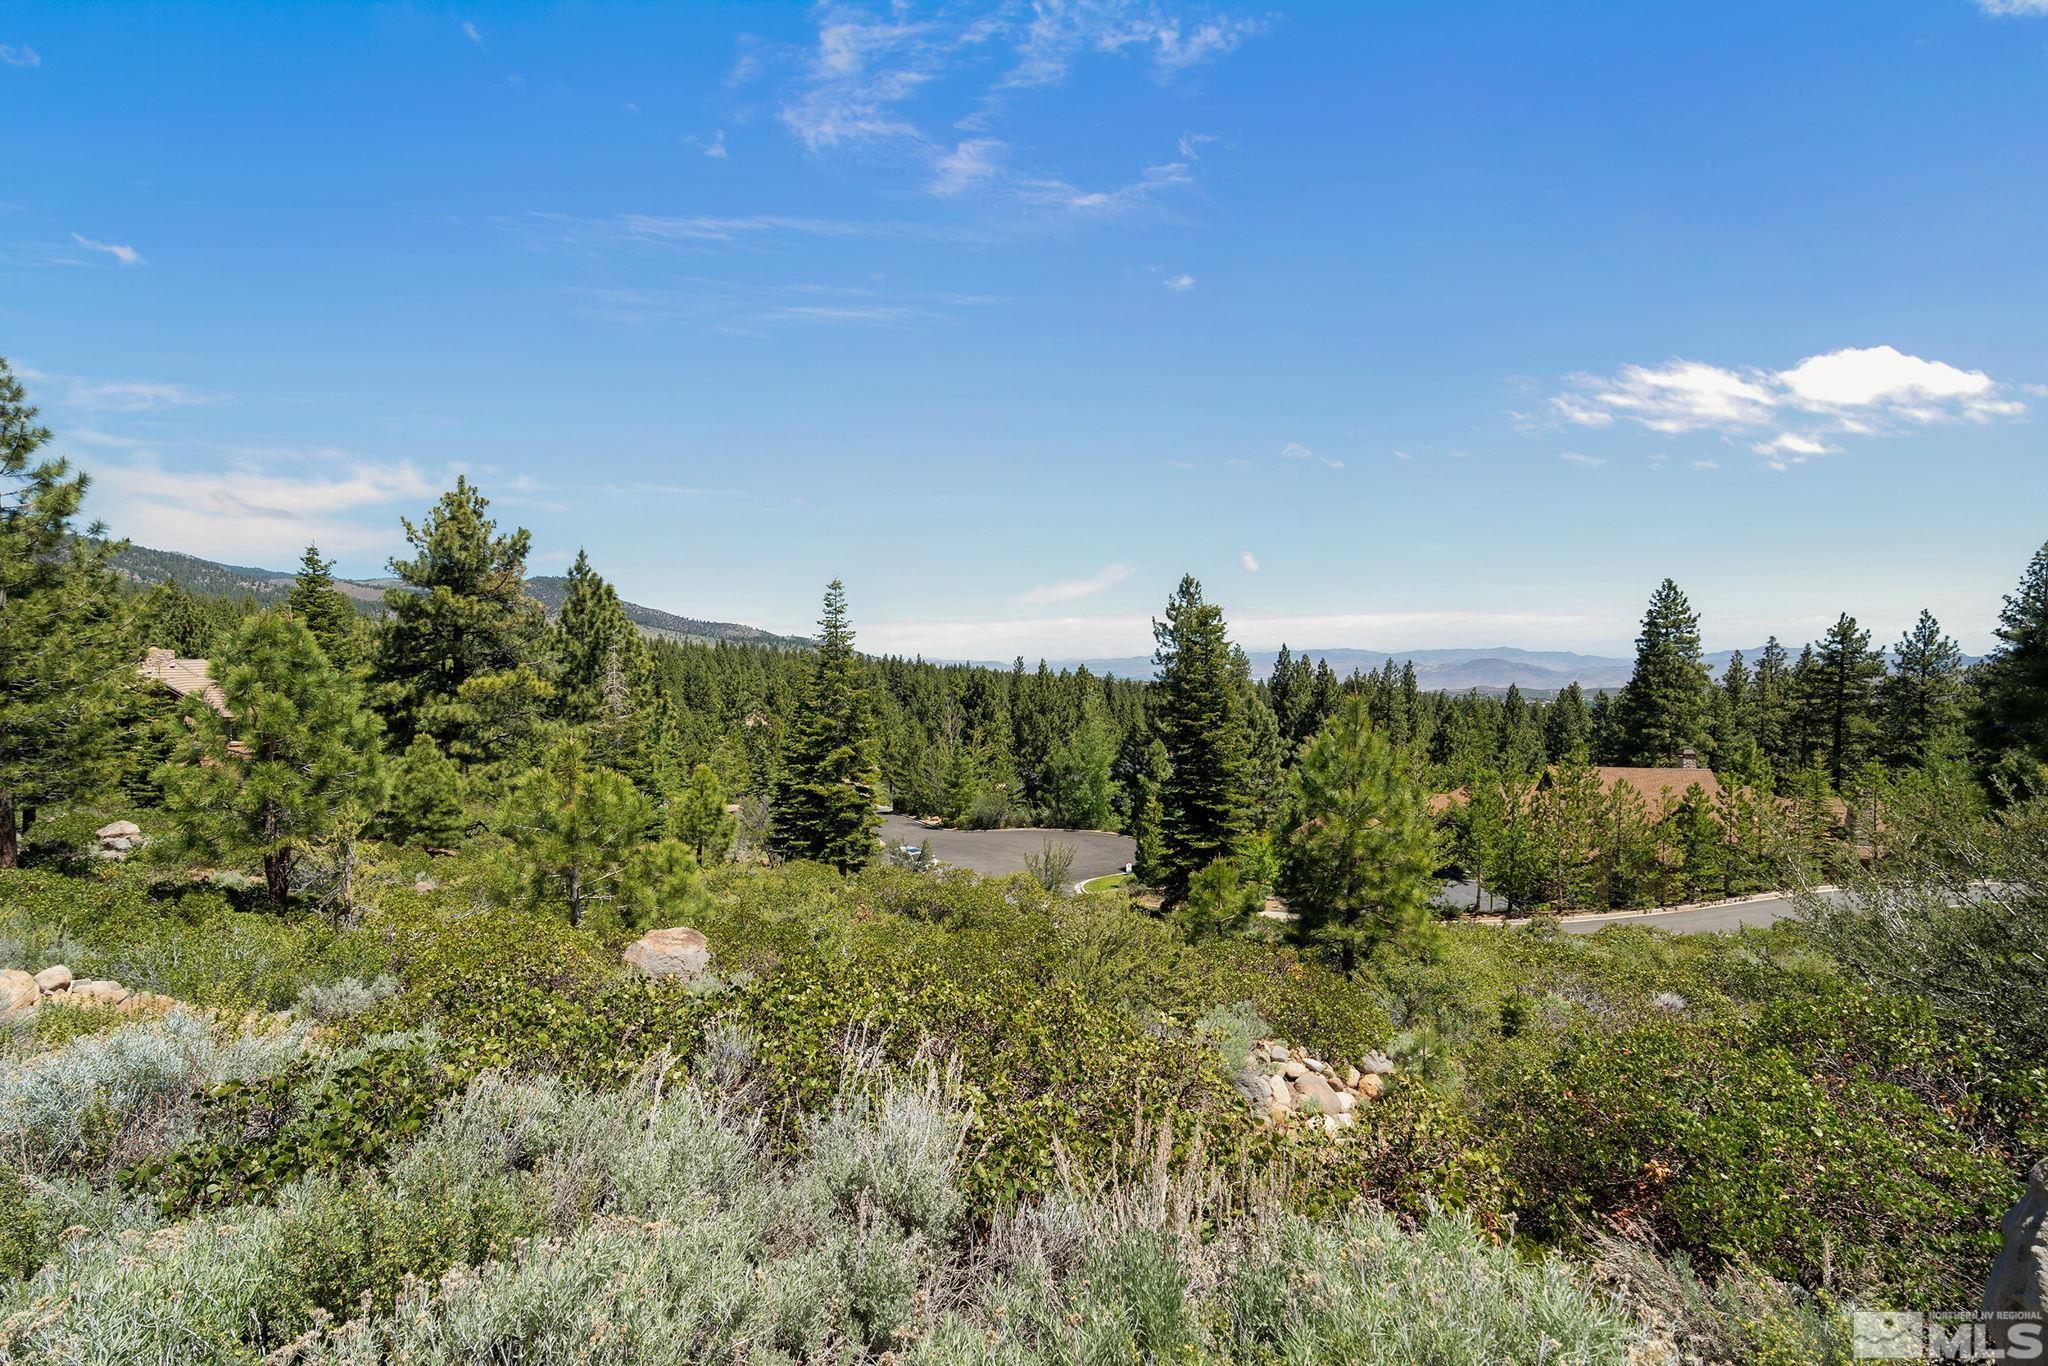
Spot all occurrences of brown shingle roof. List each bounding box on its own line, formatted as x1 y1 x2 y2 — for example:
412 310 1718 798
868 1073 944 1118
1433 764 1721 816
138 647 230 716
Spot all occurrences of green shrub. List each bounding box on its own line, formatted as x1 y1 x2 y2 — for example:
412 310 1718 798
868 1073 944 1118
0 1167 54 1283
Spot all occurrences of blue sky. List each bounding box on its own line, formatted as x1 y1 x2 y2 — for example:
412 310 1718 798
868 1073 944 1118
4 1 2045 660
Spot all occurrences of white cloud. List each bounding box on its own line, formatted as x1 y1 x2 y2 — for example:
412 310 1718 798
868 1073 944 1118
1979 0 2048 14
1163 272 1196 291
1239 551 1260 572
929 138 1003 196
1749 432 1838 464
461 21 483 45
1691 460 1720 471
1014 562 1133 605
89 453 437 563
1016 160 1192 215
1 43 40 67
1547 344 2027 458
684 130 729 159
1776 345 2014 418
777 4 1253 213
69 233 144 266
1177 131 1216 159
23 368 223 411
1003 4 1261 88
1559 451 1605 468
1279 441 1343 470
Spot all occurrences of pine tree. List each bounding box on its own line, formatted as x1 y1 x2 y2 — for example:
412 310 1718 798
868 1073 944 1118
1669 783 1723 902
1042 692 1118 829
1713 649 1755 761
1151 576 1252 902
1130 738 1169 884
1269 644 1321 754
135 580 216 656
1278 697 1439 970
771 580 881 871
373 477 553 756
0 359 130 868
1753 637 1793 769
1973 541 2048 790
287 545 367 673
1877 609 1967 769
671 762 737 864
1612 579 1712 765
1543 681 1591 762
555 548 651 772
381 735 467 848
1799 613 1885 787
499 736 705 929
160 610 386 909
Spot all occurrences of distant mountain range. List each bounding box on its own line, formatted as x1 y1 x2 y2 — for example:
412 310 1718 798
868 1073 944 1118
110 544 814 651
1006 646 1779 695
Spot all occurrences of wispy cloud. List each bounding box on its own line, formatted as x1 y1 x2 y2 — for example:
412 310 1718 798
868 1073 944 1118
1978 0 2048 15
69 233 144 266
1543 344 2027 463
1163 272 1196 291
1279 441 1343 470
461 21 483 46
684 130 729 158
774 2 1255 217
0 43 39 67
593 481 743 497
1240 551 1260 572
1014 562 1133 605
1559 451 1604 468
22 366 224 411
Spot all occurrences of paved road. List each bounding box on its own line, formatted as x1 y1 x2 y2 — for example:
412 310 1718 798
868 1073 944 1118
1553 894 1807 934
878 814 1135 884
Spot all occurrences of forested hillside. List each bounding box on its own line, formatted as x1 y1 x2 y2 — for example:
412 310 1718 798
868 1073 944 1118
5 357 2048 1360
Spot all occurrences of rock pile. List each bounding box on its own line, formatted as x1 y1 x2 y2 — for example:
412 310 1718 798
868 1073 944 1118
1247 1039 1395 1132
0 965 176 1020
94 821 145 859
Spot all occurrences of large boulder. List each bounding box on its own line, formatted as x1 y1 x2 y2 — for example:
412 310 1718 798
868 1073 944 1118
1 969 37 1016
69 979 130 1006
96 821 141 840
1290 1072 1344 1117
33 965 72 994
1985 1160 2048 1351
622 927 711 981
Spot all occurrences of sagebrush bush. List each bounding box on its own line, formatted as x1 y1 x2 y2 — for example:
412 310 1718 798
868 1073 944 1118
0 1008 310 1179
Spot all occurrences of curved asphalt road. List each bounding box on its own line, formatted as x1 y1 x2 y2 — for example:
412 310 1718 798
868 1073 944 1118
878 815 1134 885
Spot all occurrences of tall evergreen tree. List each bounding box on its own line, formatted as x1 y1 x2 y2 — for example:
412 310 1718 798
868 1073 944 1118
287 545 367 672
1798 613 1885 787
771 580 881 871
1973 541 2048 790
373 478 553 756
1877 609 1967 769
0 359 129 868
1713 649 1755 761
1129 738 1170 884
1543 681 1591 762
555 548 652 772
160 610 386 909
1612 579 1712 765
1268 644 1315 753
1752 637 1793 769
1278 697 1439 971
1150 576 1252 902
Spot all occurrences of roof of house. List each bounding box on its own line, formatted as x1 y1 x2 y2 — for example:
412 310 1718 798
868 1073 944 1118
1586 766 1722 810
139 647 230 717
1433 764 1721 816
